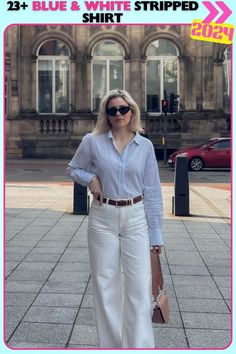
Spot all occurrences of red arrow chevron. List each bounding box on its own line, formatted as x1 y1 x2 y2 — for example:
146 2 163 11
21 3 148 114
203 1 232 24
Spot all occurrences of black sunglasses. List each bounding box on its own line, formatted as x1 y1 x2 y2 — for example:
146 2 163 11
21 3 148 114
106 106 131 117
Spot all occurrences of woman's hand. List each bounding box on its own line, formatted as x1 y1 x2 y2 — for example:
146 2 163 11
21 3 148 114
89 177 103 205
150 245 163 254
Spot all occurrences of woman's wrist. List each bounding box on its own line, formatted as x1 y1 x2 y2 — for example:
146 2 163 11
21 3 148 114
89 176 97 186
89 176 98 188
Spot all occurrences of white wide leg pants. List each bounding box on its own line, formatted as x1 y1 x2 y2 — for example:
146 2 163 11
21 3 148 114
87 199 155 348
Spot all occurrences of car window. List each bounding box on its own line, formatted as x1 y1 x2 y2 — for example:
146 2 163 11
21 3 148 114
211 140 230 149
200 139 218 148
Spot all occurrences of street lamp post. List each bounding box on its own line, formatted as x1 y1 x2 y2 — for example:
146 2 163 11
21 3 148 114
163 112 168 164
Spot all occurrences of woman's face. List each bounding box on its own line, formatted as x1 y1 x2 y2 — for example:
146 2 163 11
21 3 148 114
106 97 132 131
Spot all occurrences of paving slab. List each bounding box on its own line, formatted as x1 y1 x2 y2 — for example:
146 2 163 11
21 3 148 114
5 321 19 341
177 298 229 313
174 285 223 299
213 276 230 287
172 274 218 288
23 306 78 324
75 308 97 325
7 342 67 349
6 292 38 307
28 247 65 255
185 329 230 349
182 312 230 330
219 287 231 300
208 266 230 276
6 246 35 254
5 262 19 275
55 262 90 272
166 255 206 267
7 269 52 282
6 306 28 323
32 293 83 308
6 281 44 293
68 344 99 348
10 322 73 344
169 265 210 276
48 270 90 282
6 253 26 262
153 327 188 348
69 324 98 346
23 253 62 263
41 280 87 294
16 262 56 271
81 295 95 308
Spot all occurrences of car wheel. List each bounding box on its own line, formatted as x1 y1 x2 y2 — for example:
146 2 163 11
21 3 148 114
189 157 204 171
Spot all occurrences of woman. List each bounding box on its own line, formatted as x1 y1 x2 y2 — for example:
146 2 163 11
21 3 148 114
68 89 163 348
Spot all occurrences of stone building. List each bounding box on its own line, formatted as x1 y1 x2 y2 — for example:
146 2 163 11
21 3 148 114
5 25 230 158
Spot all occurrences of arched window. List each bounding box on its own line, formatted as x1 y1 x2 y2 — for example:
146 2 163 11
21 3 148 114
37 39 70 114
92 39 124 111
223 46 230 112
146 39 179 113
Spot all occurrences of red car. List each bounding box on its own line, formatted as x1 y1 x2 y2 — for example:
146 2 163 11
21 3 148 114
168 138 231 171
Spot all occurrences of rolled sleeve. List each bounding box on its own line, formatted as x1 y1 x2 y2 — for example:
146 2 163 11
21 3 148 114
67 133 96 187
143 143 164 246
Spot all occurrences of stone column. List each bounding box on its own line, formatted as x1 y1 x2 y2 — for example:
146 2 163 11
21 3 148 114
7 26 19 117
195 55 203 111
213 59 223 110
129 26 142 107
85 55 92 111
77 26 90 111
31 55 37 112
140 55 146 112
178 55 185 110
70 56 76 111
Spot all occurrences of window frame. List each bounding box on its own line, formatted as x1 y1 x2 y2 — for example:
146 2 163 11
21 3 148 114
36 40 71 115
145 40 179 114
91 40 125 112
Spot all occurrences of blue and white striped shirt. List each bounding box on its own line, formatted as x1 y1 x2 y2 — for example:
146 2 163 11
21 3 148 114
67 130 163 246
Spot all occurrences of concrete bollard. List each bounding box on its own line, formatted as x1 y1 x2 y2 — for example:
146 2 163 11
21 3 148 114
73 182 90 215
174 156 190 216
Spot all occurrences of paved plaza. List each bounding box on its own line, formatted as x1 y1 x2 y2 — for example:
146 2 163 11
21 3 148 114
5 162 231 349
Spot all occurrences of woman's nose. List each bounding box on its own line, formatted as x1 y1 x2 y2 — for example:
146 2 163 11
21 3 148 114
115 110 121 116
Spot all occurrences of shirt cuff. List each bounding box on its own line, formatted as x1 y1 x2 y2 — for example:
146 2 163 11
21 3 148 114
67 166 96 187
80 172 97 187
149 228 164 246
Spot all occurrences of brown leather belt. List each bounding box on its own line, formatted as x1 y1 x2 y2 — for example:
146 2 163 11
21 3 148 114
99 195 143 207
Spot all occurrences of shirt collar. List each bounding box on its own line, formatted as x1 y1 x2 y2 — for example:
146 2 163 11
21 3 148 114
107 130 141 145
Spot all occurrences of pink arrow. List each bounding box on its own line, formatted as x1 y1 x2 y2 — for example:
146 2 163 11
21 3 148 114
202 2 219 23
215 1 232 23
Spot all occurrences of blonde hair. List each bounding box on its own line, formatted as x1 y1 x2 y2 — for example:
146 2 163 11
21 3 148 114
93 89 144 134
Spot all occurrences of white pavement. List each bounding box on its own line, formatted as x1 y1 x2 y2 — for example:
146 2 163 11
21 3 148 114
5 182 231 349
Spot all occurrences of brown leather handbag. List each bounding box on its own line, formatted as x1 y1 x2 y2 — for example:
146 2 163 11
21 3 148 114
151 249 169 324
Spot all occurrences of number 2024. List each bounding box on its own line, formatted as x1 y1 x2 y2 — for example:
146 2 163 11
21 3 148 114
191 22 234 42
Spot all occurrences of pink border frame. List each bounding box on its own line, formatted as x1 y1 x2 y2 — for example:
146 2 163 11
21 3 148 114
3 23 233 351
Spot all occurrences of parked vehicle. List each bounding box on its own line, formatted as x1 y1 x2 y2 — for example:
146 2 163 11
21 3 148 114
168 138 231 171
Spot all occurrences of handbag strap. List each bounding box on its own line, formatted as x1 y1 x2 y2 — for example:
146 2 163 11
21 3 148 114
151 251 164 299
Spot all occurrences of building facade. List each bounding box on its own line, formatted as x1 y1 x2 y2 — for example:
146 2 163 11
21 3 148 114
5 25 230 158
